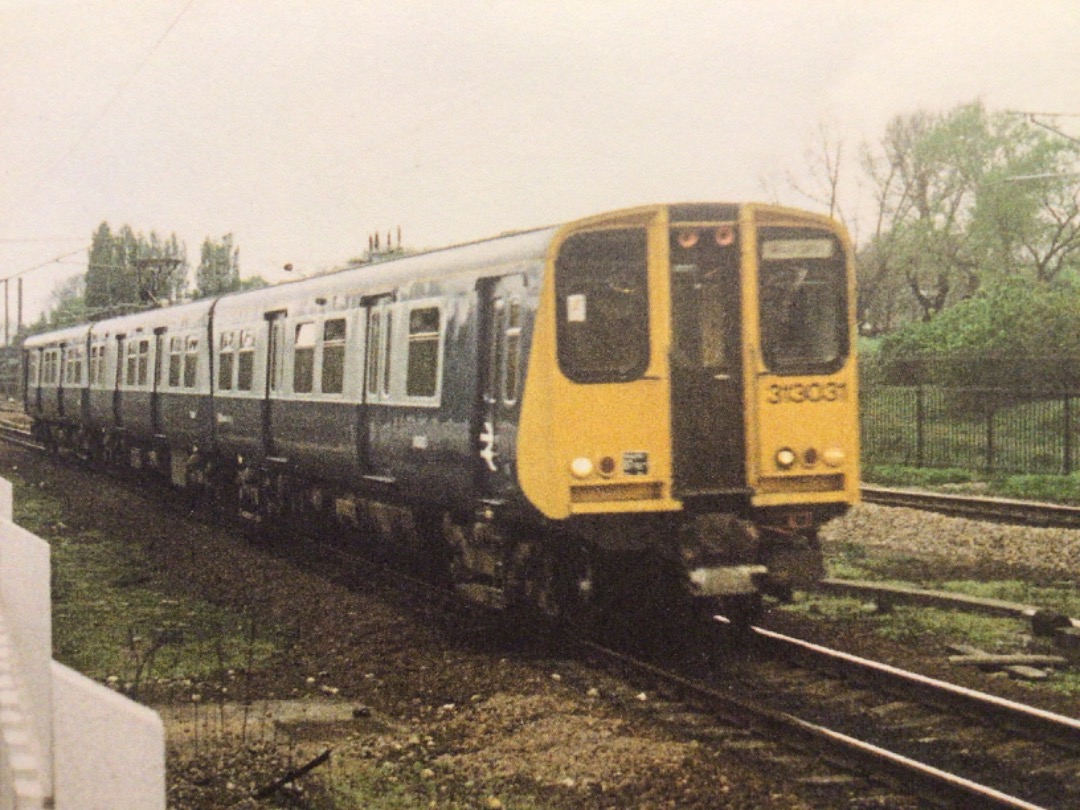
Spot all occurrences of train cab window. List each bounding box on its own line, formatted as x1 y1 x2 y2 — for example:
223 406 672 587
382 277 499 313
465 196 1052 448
669 226 740 374
218 332 235 391
555 228 649 383
237 330 256 392
757 228 848 374
293 322 316 394
406 306 440 398
184 336 199 388
503 300 523 404
321 318 346 395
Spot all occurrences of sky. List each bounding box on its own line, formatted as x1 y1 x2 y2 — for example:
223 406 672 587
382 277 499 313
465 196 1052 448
2 0 1078 327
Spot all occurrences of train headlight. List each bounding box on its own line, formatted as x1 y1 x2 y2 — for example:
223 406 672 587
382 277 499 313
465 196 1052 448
570 457 594 479
775 448 797 470
822 447 845 468
598 456 617 477
803 447 818 466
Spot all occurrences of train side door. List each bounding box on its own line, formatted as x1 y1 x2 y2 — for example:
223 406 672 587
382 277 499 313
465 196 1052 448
113 335 125 427
262 311 286 459
151 329 166 436
669 230 746 496
474 274 526 502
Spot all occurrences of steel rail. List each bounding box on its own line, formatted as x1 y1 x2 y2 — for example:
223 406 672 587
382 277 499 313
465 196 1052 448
0 424 43 451
862 485 1080 528
751 625 1080 754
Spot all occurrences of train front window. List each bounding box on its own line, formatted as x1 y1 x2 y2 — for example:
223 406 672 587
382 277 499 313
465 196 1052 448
758 228 847 374
555 228 649 383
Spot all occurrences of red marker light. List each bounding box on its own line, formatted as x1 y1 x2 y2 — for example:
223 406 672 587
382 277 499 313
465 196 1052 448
677 229 700 248
714 226 735 246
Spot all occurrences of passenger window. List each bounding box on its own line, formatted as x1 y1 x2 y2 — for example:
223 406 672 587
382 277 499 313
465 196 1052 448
555 228 649 383
321 318 346 395
218 332 235 391
168 337 183 387
125 342 138 386
237 330 255 392
64 347 82 385
293 322 316 394
137 339 150 386
184 336 199 388
27 352 39 387
406 306 440 398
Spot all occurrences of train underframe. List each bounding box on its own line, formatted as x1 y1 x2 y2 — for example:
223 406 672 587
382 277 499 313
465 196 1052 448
35 422 835 631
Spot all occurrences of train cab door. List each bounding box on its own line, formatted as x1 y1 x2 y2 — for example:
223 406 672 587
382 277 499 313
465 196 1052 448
668 227 747 497
474 274 527 503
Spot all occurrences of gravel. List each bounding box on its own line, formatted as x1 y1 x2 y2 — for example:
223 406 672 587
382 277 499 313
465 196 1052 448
822 502 1080 581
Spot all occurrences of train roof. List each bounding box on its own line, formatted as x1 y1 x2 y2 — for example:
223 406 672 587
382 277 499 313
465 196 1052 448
23 322 92 349
24 202 818 346
212 223 558 321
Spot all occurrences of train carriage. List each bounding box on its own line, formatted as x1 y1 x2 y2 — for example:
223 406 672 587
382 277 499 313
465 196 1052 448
24 323 92 441
23 202 859 624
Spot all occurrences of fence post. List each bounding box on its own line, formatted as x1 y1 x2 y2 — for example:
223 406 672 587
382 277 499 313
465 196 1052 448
915 385 925 468
986 404 995 475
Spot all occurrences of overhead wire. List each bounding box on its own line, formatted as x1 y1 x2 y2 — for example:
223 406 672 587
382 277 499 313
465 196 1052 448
41 0 197 185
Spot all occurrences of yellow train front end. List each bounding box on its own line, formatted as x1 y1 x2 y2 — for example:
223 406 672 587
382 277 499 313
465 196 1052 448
517 202 858 611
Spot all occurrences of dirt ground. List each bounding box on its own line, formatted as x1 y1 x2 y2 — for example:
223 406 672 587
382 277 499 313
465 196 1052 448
4 441 1076 808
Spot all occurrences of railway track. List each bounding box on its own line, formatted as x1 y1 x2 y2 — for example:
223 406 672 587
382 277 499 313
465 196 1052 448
580 622 1080 809
862 485 1080 528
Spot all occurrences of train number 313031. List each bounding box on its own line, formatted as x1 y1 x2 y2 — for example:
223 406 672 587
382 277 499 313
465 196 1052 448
765 381 848 405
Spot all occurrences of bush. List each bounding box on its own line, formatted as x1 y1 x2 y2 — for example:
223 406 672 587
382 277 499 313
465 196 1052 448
876 278 1080 394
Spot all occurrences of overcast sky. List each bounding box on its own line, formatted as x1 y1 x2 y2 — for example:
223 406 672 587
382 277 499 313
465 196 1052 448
2 0 1078 324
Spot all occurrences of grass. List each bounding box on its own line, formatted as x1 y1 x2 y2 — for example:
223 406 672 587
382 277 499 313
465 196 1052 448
780 594 1080 698
9 471 278 695
862 464 1080 505
808 535 1080 698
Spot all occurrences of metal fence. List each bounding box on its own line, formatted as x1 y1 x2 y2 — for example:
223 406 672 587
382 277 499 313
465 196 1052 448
862 385 1079 475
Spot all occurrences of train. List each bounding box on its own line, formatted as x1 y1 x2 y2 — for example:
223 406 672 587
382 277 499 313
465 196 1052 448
22 202 859 627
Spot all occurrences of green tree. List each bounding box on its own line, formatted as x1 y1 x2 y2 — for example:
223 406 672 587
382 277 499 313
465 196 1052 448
856 102 1080 328
968 115 1080 284
85 222 188 319
194 233 241 298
